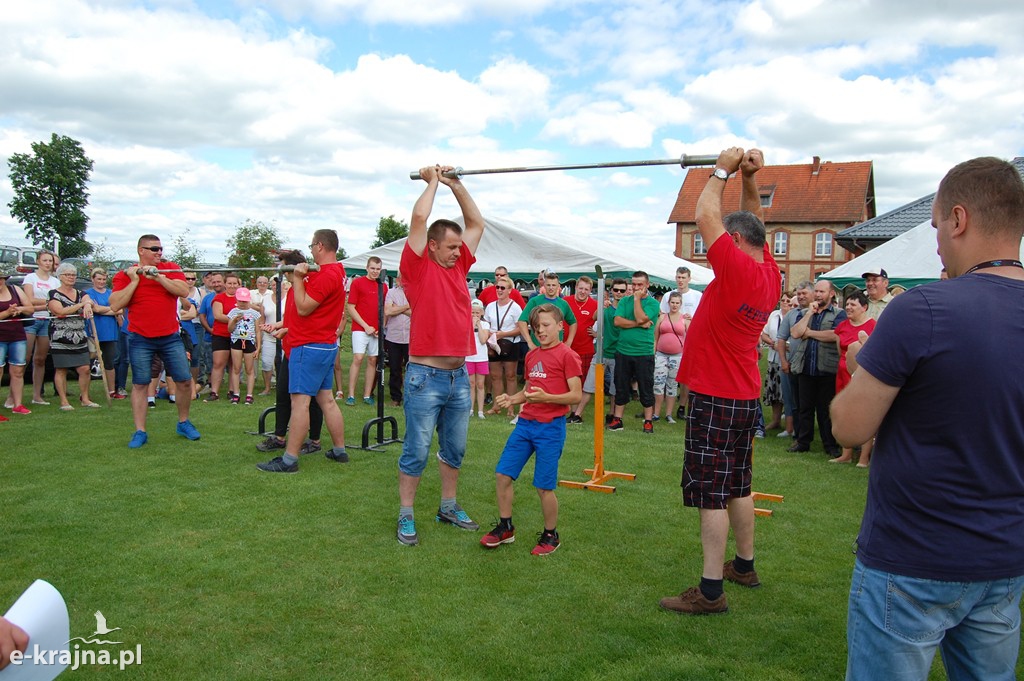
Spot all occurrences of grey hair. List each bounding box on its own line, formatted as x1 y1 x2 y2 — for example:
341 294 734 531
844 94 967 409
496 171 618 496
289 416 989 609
56 262 78 277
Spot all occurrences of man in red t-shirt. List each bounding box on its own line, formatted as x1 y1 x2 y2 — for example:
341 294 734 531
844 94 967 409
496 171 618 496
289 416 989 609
659 147 781 616
345 256 388 405
257 229 349 473
110 234 199 449
478 265 526 308
563 275 597 419
395 164 486 546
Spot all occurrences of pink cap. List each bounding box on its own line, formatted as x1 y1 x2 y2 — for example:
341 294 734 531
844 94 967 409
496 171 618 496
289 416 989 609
235 287 251 302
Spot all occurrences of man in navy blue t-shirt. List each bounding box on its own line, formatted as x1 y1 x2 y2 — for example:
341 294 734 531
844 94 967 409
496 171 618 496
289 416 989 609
832 156 1024 681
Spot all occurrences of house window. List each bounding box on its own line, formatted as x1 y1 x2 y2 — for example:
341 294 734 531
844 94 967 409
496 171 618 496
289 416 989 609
773 231 788 256
693 233 706 256
760 189 774 208
815 232 833 257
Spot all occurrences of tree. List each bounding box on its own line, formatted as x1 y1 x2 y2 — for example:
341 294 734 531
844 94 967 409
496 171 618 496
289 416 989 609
7 133 94 258
169 228 206 270
371 214 409 249
226 219 283 273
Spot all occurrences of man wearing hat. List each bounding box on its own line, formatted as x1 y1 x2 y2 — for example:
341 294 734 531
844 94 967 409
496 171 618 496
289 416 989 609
861 267 892 320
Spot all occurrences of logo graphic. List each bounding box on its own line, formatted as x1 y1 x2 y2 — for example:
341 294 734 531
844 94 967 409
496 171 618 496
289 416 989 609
68 611 123 645
528 361 547 379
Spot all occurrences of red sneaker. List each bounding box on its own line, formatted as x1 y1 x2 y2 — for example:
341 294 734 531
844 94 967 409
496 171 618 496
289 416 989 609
531 530 560 556
480 522 515 548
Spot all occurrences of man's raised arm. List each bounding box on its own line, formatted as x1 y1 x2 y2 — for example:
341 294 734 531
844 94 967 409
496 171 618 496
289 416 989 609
739 149 765 222
440 169 485 255
408 165 440 257
694 147 745 248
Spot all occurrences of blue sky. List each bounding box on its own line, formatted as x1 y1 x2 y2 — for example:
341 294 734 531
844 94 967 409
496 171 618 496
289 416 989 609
1 0 1022 263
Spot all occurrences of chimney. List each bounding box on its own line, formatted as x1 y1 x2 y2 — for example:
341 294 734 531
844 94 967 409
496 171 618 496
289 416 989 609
811 156 821 175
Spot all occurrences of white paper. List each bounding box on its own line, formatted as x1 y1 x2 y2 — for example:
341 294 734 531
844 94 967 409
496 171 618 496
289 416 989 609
1 580 69 680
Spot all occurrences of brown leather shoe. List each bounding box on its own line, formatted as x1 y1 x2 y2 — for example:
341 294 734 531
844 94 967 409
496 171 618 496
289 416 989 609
659 587 728 615
723 560 761 588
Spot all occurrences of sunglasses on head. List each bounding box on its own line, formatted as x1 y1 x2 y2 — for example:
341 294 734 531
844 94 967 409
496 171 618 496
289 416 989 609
140 246 163 252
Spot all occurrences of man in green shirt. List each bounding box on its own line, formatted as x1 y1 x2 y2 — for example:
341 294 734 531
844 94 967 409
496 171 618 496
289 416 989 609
518 270 577 349
608 271 660 434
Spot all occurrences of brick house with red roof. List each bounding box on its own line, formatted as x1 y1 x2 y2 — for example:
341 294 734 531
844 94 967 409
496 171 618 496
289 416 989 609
667 156 876 288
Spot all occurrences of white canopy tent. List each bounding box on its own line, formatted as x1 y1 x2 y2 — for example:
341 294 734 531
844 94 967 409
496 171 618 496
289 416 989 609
820 220 944 289
341 215 714 289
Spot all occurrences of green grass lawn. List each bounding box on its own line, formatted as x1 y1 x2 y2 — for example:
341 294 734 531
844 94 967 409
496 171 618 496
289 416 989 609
2 367 1017 680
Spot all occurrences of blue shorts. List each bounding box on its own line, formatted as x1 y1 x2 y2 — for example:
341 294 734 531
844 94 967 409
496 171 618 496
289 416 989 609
496 417 566 491
26 318 50 336
129 332 191 385
288 343 337 396
0 340 28 366
399 363 470 477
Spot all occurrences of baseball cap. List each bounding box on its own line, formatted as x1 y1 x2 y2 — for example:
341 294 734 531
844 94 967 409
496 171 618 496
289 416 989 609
0 262 16 278
861 267 888 279
235 287 252 302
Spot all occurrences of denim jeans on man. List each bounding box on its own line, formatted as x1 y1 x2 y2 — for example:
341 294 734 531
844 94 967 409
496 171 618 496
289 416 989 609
846 559 1022 681
398 363 470 476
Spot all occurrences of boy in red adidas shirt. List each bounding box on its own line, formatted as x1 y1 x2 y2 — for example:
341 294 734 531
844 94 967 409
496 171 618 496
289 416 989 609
481 304 582 556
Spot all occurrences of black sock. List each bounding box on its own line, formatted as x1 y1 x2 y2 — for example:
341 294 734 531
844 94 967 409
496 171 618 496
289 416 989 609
542 527 557 536
699 577 723 601
499 517 513 529
733 555 755 574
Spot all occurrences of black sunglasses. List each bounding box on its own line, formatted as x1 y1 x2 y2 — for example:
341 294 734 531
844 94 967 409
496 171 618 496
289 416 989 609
185 277 196 281
140 246 163 252
495 285 508 290
612 288 627 293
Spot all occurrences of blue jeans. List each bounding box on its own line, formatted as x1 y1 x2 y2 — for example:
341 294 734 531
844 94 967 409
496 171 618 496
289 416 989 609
846 559 1022 681
128 332 191 385
115 332 130 391
399 363 470 477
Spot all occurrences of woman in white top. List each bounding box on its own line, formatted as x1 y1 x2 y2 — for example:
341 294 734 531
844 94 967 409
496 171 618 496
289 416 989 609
483 276 522 417
21 250 57 405
252 276 277 395
760 292 792 433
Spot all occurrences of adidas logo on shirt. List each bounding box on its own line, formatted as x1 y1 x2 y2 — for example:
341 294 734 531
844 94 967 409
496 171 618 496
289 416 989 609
528 361 547 379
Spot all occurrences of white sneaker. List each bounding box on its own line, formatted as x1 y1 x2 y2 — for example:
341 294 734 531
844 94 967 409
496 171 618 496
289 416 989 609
509 415 519 425
665 415 676 424
477 411 485 419
776 430 792 438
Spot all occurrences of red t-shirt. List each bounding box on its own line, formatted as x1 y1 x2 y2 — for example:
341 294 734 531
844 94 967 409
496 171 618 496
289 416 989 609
347 275 388 332
212 292 237 338
677 234 781 400
400 241 476 357
112 261 186 338
563 294 597 357
479 284 526 309
521 343 582 423
283 262 347 351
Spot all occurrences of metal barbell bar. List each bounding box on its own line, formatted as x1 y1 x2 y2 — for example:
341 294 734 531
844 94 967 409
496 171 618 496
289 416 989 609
150 264 320 275
408 154 719 180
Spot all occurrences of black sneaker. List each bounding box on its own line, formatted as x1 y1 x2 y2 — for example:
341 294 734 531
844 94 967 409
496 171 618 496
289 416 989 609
325 448 349 463
676 405 686 420
298 439 321 455
204 392 220 403
256 456 298 474
566 413 583 424
607 417 624 431
643 419 654 435
257 436 286 452
484 393 493 406
605 413 614 425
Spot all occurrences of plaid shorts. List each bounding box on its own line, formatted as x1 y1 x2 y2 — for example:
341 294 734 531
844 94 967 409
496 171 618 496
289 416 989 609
682 390 760 509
